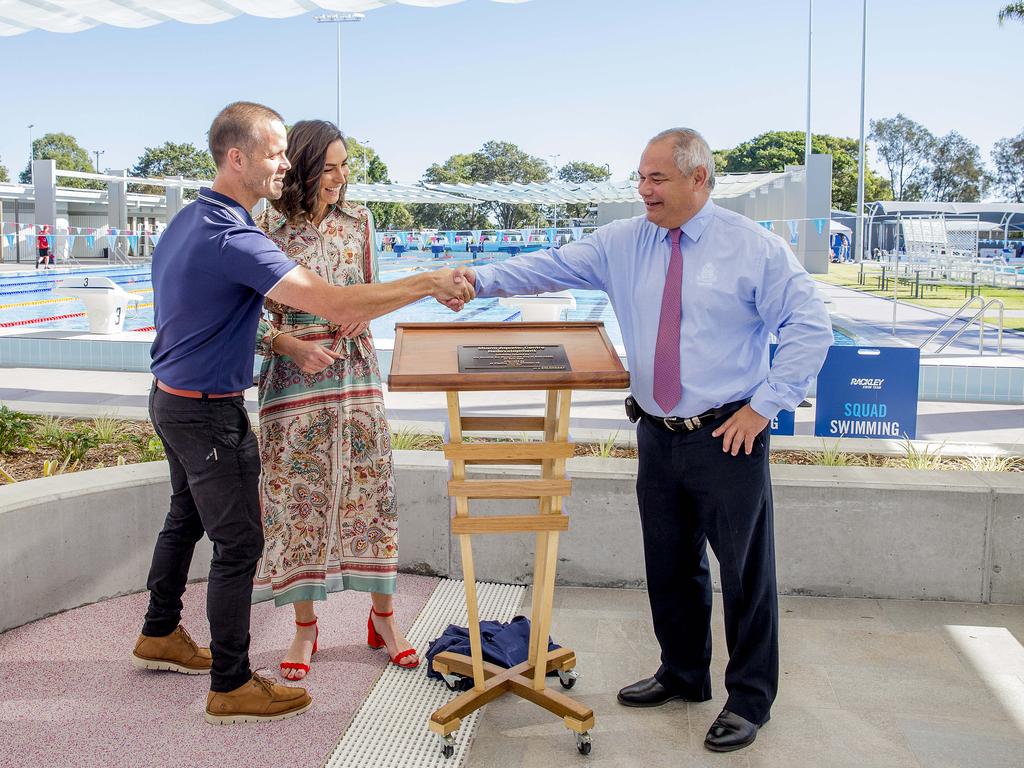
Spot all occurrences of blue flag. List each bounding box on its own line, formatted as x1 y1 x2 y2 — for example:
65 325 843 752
3 234 13 250
815 218 826 236
787 220 799 245
46 235 54 250
128 234 139 252
148 232 160 247
546 227 556 243
86 234 95 249
471 229 482 243
67 234 77 253
571 227 583 241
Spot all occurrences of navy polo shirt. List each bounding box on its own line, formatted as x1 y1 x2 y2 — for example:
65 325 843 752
150 188 297 393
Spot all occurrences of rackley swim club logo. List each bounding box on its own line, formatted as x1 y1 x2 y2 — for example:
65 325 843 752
850 377 884 390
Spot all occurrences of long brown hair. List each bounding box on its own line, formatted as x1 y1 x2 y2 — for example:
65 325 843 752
271 120 347 222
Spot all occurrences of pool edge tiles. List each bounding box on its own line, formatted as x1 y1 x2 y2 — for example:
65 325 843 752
0 331 154 372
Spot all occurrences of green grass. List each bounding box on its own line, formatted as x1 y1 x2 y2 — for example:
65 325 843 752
816 263 1024 331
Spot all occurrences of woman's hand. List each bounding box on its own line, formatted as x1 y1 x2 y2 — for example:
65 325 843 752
337 321 368 339
274 334 341 374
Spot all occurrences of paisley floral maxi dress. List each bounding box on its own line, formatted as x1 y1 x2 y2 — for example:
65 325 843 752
251 203 398 606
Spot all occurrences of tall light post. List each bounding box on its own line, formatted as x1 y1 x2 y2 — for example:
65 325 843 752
549 154 561 228
93 149 105 174
314 12 365 128
28 124 34 183
804 0 813 164
854 0 868 262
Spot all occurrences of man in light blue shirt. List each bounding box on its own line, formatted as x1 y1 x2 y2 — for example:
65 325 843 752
462 128 832 752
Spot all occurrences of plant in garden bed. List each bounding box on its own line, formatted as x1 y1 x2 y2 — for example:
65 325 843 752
35 415 65 445
48 425 98 464
0 405 37 453
901 438 945 470
91 414 124 444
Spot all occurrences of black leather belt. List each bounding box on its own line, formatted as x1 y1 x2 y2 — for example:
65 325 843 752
630 398 749 433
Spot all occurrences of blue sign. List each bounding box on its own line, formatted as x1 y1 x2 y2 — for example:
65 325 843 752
768 344 795 435
770 409 795 436
814 346 919 439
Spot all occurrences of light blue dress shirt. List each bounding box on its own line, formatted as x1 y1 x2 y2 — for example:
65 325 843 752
473 199 833 420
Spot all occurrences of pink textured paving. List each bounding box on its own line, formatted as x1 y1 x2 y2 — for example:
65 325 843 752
0 575 438 768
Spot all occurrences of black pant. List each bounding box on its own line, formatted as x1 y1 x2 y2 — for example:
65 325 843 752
143 385 263 693
636 414 778 726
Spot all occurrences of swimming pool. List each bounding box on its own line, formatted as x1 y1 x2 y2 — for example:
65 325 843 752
0 260 853 349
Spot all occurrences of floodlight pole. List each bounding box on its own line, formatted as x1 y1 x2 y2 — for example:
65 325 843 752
804 0 813 164
28 124 34 184
315 13 365 128
854 0 867 263
93 149 105 174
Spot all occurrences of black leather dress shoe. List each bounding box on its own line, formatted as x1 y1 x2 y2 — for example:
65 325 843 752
616 676 693 707
703 709 762 752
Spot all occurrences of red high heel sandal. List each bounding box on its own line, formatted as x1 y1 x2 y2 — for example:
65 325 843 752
280 617 318 678
367 608 419 669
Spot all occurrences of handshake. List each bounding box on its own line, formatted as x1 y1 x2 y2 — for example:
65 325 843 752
430 267 478 312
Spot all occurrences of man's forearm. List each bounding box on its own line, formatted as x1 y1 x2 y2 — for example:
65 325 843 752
268 267 435 325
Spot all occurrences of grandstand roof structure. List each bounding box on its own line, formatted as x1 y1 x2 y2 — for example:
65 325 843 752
0 0 531 36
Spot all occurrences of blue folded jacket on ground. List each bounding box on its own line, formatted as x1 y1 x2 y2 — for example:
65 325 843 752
426 615 560 691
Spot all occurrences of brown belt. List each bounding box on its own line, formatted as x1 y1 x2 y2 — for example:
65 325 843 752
155 380 243 399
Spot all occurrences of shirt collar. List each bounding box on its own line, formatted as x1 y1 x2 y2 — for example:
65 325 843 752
662 197 715 244
197 188 254 227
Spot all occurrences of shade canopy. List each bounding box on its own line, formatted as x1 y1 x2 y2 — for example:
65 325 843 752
0 0 531 36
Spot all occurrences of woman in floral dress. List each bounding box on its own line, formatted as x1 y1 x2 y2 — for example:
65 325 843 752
252 120 418 679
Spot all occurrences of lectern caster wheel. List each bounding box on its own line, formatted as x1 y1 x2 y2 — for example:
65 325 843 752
439 734 456 759
576 731 592 755
558 668 579 689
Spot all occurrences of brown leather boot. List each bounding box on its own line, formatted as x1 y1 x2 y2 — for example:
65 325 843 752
205 673 312 725
132 625 212 675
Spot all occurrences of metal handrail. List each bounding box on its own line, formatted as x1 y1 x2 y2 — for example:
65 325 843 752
920 296 985 349
926 297 1006 355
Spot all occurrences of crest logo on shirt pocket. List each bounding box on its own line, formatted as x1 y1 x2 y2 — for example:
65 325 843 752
696 262 718 286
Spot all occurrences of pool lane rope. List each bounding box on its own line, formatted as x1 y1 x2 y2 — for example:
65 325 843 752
0 302 153 328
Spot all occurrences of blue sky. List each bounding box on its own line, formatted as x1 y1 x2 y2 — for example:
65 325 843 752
1 0 1021 185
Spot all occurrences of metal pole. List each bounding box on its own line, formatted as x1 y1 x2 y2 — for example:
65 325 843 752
805 0 813 164
892 212 900 335
854 0 867 263
28 124 34 185
336 23 342 127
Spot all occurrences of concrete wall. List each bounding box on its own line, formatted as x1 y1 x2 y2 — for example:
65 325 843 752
3 455 1022 631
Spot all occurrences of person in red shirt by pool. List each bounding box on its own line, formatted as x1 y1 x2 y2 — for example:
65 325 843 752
36 224 54 269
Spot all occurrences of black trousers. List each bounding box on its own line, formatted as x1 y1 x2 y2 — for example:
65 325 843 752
142 385 264 693
636 414 778 726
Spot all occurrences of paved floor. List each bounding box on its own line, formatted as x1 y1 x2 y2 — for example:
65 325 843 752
468 588 1024 768
821 282 1024 357
3 367 1024 448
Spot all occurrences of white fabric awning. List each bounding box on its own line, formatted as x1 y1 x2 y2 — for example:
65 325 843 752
0 1 531 36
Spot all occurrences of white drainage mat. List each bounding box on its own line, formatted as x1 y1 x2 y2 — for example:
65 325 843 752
324 579 526 768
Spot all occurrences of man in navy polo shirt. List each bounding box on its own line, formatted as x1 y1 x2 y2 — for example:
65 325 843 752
131 102 473 725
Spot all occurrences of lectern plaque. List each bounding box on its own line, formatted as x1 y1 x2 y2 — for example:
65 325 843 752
458 344 571 373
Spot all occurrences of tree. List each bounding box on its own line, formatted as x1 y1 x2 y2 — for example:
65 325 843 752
924 132 989 202
409 154 490 230
999 3 1024 24
0 158 8 183
130 141 216 197
721 130 891 211
344 136 414 232
868 114 935 201
557 160 611 222
19 133 103 189
992 130 1024 202
464 141 552 228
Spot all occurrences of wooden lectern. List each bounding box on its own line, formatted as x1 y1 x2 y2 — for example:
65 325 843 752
388 321 629 759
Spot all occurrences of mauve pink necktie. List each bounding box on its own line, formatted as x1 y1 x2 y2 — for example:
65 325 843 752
653 228 683 413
